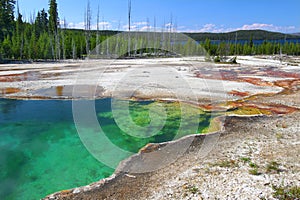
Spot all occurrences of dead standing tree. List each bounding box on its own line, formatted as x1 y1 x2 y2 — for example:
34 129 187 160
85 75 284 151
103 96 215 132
61 17 67 60
96 5 100 56
128 0 131 57
85 0 92 56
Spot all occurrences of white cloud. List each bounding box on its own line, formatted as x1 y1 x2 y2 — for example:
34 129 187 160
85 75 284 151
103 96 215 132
165 23 172 28
133 21 148 26
123 21 154 31
92 22 112 30
68 22 85 29
180 23 234 33
199 23 216 32
59 20 66 26
122 24 138 31
63 21 112 30
139 25 153 32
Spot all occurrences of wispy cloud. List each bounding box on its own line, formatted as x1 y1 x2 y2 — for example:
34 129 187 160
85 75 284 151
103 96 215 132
134 21 148 26
92 22 112 30
64 21 112 30
123 21 153 31
67 22 85 29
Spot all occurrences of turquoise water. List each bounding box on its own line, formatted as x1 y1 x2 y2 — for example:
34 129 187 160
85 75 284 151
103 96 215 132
0 98 212 200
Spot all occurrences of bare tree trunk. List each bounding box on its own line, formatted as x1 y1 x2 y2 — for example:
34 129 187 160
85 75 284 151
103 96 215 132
72 38 76 59
134 26 138 57
61 18 67 60
153 16 156 56
146 17 150 54
173 18 178 56
128 0 131 57
162 19 166 54
96 5 100 57
56 23 61 60
85 0 91 56
169 13 173 53
49 33 55 60
115 20 121 56
56 32 60 60
106 24 109 57
20 33 24 59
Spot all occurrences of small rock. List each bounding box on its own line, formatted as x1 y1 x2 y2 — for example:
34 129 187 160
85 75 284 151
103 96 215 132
83 186 91 192
264 182 270 186
72 188 81 194
125 174 136 178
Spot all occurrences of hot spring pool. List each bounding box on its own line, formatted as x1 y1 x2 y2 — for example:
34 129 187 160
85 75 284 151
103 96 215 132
0 98 213 199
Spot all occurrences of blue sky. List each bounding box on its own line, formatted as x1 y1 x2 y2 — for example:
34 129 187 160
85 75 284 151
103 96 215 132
17 0 300 33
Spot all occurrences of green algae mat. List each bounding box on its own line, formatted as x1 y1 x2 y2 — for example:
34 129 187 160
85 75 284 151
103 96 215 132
0 98 213 199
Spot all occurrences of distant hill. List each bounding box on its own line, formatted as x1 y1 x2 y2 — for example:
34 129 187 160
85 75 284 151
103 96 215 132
292 32 300 36
184 30 300 41
78 29 300 42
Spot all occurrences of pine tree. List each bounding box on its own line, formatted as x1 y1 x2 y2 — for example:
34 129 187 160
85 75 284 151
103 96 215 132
49 0 58 35
15 0 24 59
40 9 49 31
48 0 60 59
1 35 12 58
0 0 16 40
35 11 42 36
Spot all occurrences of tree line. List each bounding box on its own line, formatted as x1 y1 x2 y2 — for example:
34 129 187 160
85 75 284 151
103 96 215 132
202 38 300 57
0 0 300 62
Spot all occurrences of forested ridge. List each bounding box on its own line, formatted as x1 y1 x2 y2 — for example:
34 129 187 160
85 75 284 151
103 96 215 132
186 30 300 41
1 0 300 62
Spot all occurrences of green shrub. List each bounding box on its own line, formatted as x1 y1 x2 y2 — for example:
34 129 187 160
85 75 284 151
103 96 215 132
240 157 251 163
249 162 258 168
214 56 221 63
212 160 237 168
189 186 199 194
249 168 260 175
273 185 300 200
266 161 281 173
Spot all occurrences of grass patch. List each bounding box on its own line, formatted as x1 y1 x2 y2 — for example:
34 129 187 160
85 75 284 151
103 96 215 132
212 160 238 168
266 161 281 173
276 132 284 140
272 185 300 200
248 162 261 175
188 186 199 194
240 157 251 163
183 185 200 195
249 162 258 168
248 168 260 175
